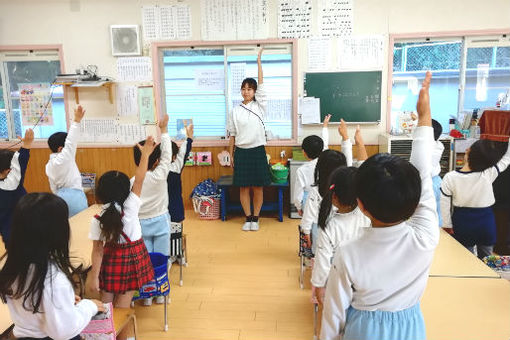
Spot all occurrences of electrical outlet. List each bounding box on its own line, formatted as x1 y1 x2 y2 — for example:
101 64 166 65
280 150 286 158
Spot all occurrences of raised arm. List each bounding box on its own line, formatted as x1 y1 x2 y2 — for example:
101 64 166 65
131 136 156 197
322 114 331 149
408 71 440 248
484 140 510 182
257 48 263 85
51 106 84 165
170 125 193 174
338 119 353 166
151 114 174 181
354 125 368 162
0 129 33 190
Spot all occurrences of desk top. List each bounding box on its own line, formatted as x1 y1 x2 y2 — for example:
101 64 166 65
430 229 500 278
422 276 510 340
217 175 289 187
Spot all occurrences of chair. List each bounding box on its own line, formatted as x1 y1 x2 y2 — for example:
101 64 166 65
298 226 314 289
132 252 170 331
170 222 187 286
113 308 138 340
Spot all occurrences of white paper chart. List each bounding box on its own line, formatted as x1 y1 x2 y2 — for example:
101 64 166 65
117 57 153 82
194 69 225 91
116 84 138 117
278 0 312 39
299 97 321 124
142 4 192 41
337 35 384 70
201 0 268 40
230 63 246 93
118 123 147 145
79 119 118 143
319 0 353 37
308 37 332 71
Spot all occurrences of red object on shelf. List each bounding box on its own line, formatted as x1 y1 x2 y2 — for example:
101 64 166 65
449 129 463 138
479 110 510 142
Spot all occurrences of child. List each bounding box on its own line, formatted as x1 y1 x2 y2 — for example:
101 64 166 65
440 138 510 259
293 114 331 216
167 123 193 260
0 192 104 339
311 167 370 303
45 105 88 217
321 71 439 340
227 48 270 231
88 136 156 311
0 128 33 245
300 121 367 255
431 119 444 226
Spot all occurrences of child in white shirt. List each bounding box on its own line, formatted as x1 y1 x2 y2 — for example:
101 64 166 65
131 115 173 290
293 115 331 216
45 105 88 217
0 192 104 340
440 137 510 259
321 72 439 340
431 119 444 226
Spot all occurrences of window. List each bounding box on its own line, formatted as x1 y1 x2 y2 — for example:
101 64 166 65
159 42 294 140
0 49 66 140
391 35 510 132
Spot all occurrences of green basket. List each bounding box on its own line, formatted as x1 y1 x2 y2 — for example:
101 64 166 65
270 164 289 183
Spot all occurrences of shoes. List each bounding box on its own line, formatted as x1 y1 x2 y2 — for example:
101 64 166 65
143 298 153 306
242 221 251 231
155 296 166 304
250 221 259 231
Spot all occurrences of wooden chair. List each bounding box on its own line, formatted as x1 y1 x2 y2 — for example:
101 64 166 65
113 308 138 340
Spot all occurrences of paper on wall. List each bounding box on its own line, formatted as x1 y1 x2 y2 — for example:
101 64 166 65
175 4 192 40
117 57 153 82
116 83 138 117
118 123 147 145
159 5 177 40
277 0 312 39
319 0 353 37
138 86 156 125
194 69 225 91
299 97 321 124
142 4 192 41
337 35 384 70
308 37 332 71
230 63 246 92
142 5 159 41
19 83 53 126
79 119 118 143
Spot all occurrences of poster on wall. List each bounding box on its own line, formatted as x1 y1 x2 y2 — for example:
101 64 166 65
19 83 53 126
138 86 156 125
194 69 225 91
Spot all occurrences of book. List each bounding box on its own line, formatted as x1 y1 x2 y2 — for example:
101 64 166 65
176 118 193 140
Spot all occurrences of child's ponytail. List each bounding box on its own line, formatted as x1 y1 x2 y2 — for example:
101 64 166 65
98 203 123 243
318 187 334 231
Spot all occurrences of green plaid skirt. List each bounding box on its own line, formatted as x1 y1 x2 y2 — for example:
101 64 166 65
234 145 271 187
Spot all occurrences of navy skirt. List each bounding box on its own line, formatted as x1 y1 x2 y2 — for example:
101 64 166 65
452 206 497 247
233 145 271 187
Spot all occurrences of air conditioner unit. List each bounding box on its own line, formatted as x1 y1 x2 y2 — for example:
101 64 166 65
379 133 453 177
110 25 141 56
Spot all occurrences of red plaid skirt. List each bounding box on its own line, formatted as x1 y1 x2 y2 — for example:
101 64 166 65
100 232 154 293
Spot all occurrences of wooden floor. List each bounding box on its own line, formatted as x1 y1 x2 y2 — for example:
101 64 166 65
135 212 314 340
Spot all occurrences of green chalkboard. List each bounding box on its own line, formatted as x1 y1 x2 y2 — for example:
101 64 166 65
304 71 382 123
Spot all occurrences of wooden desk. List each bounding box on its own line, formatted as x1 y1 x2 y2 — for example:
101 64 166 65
430 229 500 278
69 204 101 267
113 308 138 339
422 277 510 340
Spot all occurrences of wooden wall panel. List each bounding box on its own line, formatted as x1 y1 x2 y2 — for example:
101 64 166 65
22 145 379 209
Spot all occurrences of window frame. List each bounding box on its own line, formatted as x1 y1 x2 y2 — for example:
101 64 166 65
152 39 298 146
388 29 510 133
0 45 68 148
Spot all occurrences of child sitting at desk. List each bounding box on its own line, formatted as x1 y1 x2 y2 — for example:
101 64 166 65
0 193 104 340
45 105 88 217
0 128 33 246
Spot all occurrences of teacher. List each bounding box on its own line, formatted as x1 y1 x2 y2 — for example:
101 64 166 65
228 48 271 232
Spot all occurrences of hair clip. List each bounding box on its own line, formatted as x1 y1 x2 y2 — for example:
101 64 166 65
329 184 335 191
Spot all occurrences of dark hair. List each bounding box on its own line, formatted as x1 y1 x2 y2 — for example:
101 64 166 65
318 167 358 230
432 119 442 141
467 139 503 172
314 150 347 198
241 78 257 92
171 141 178 162
0 149 14 172
133 140 161 170
302 135 324 160
0 193 79 313
95 171 130 243
356 153 421 224
47 132 68 153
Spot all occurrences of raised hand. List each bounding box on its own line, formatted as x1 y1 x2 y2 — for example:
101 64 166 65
18 128 34 149
186 123 194 139
323 114 332 128
416 71 432 127
138 136 156 157
158 114 169 133
73 105 86 123
338 118 348 141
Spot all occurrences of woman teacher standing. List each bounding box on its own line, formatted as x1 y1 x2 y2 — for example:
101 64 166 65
228 48 271 232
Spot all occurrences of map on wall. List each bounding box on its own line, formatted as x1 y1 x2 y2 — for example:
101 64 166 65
19 83 53 126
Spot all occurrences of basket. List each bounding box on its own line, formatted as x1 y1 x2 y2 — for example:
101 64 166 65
270 164 289 184
133 252 170 300
192 195 221 220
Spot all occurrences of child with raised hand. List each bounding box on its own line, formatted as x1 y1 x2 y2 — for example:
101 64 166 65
440 133 510 258
0 192 104 340
88 136 157 311
294 114 331 216
45 105 88 217
0 128 33 245
321 71 439 340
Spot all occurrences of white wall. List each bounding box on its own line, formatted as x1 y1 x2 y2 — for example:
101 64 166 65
1 0 509 144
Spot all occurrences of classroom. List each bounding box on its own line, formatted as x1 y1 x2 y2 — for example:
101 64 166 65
0 0 510 339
